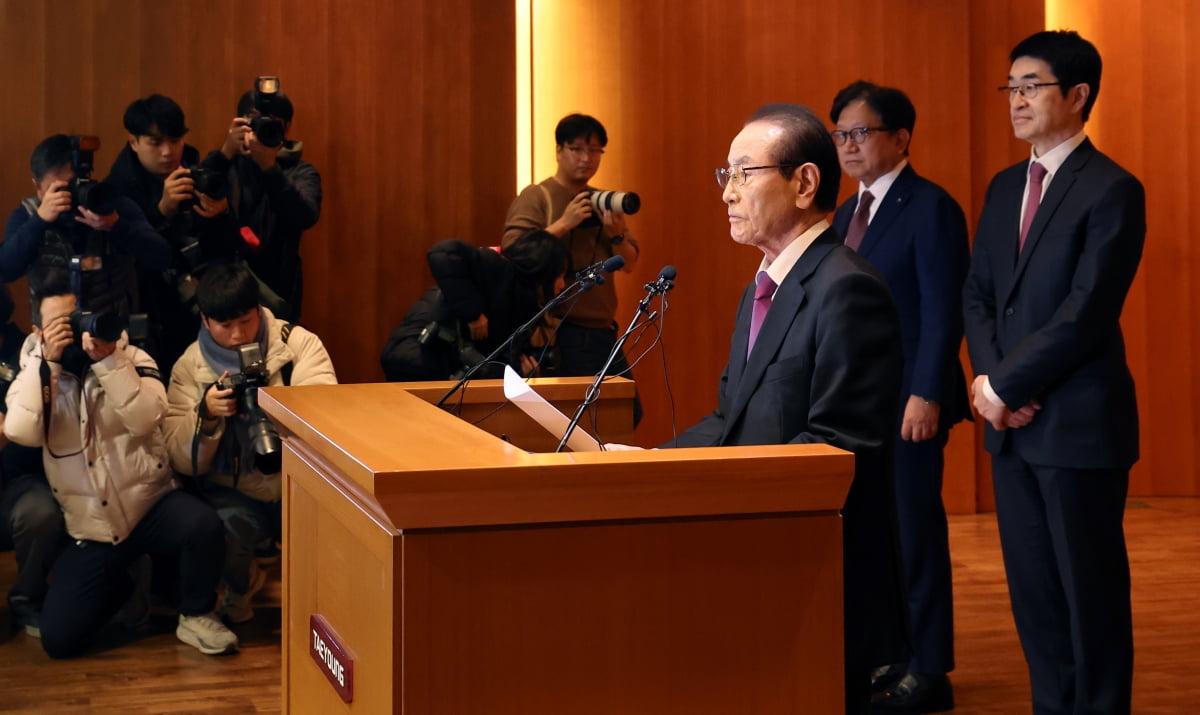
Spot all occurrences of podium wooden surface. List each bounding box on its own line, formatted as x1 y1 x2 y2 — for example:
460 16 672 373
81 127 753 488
260 380 852 714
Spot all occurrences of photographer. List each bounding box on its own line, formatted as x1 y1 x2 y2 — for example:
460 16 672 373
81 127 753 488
1 134 172 324
3 266 237 658
0 285 65 639
106 94 233 374
165 262 335 623
502 114 642 422
381 231 569 382
200 78 322 322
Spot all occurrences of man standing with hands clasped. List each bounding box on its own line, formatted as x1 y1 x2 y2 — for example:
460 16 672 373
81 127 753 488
964 30 1145 715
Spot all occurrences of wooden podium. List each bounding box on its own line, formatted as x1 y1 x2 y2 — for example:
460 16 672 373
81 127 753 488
260 379 852 714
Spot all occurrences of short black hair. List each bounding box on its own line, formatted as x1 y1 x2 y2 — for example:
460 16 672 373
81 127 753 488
237 90 295 123
123 94 188 138
503 230 570 300
830 80 916 135
1010 30 1102 122
29 134 73 183
746 103 842 212
27 265 74 328
555 113 607 147
196 262 260 322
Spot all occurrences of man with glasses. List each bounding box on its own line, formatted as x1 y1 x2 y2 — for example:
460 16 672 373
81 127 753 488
502 114 641 419
830 81 971 714
964 30 1144 714
667 103 906 715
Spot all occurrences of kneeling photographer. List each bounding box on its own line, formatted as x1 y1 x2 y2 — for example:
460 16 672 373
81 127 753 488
164 262 335 624
380 230 569 382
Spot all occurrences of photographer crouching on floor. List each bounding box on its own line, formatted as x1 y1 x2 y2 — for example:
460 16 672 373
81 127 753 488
4 265 236 658
380 231 569 382
165 261 335 624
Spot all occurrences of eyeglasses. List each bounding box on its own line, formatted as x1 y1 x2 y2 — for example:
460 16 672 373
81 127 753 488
998 82 1062 99
830 127 890 146
564 144 605 156
715 164 793 189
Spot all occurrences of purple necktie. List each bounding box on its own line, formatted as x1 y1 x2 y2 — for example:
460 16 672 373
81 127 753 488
747 271 776 357
843 191 874 252
1019 162 1048 253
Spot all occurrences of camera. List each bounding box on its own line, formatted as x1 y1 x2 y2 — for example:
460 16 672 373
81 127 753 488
218 343 282 474
248 76 287 149
187 166 227 201
68 309 124 343
66 255 126 344
63 135 118 216
580 189 640 228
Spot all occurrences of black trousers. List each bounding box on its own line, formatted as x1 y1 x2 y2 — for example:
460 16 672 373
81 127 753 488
555 322 643 426
992 451 1133 715
0 474 67 608
39 489 225 659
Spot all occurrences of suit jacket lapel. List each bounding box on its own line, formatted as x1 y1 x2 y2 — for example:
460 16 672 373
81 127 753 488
719 232 837 443
857 164 915 258
1007 140 1096 301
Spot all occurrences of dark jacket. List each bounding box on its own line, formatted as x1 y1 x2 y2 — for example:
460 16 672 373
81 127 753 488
381 240 548 382
201 141 321 320
964 139 1145 469
665 229 908 674
833 164 972 432
1 196 171 320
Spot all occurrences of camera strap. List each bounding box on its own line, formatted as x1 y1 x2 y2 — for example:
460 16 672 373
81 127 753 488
38 355 84 459
279 322 294 386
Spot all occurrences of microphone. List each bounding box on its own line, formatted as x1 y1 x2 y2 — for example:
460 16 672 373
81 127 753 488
556 265 678 452
576 255 625 287
645 265 676 293
433 254 624 410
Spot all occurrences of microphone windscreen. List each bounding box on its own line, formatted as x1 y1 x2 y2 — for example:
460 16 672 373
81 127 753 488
659 265 677 281
602 255 625 273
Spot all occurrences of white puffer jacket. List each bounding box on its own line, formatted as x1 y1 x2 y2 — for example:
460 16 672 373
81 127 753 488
4 333 175 544
165 307 337 502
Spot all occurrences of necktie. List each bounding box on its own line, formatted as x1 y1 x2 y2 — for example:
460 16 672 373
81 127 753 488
747 271 776 357
843 191 874 252
1019 162 1048 253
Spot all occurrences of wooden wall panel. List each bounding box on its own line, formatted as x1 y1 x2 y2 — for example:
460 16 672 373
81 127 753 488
530 0 1042 512
0 0 515 388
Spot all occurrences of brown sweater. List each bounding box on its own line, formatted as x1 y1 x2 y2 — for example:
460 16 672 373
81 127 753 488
502 178 638 329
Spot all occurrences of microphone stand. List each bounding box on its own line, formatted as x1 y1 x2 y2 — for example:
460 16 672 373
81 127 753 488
555 276 673 452
434 278 590 410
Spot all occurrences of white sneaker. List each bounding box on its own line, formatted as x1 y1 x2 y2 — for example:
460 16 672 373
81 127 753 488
176 612 239 655
221 562 269 624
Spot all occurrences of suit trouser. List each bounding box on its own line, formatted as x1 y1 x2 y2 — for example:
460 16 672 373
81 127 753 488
39 489 225 659
893 433 955 675
0 474 67 608
992 451 1132 715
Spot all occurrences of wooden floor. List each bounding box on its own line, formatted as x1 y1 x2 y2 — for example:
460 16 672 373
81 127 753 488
0 497 1196 714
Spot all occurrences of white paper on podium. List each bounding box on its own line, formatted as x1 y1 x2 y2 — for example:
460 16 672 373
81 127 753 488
502 366 601 452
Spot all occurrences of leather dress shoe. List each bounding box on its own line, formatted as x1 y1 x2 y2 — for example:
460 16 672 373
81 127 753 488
870 672 954 713
870 663 905 695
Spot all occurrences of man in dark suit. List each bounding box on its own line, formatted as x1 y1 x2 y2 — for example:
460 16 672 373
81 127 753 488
963 30 1145 715
666 103 906 715
830 82 971 714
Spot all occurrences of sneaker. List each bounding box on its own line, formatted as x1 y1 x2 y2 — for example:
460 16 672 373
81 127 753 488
221 562 269 624
10 597 41 639
113 554 152 631
176 612 239 655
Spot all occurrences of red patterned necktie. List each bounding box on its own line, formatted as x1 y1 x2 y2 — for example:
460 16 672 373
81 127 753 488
747 271 776 357
1019 162 1047 253
844 191 874 252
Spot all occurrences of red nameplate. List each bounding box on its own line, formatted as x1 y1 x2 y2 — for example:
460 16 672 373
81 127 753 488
309 614 355 703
